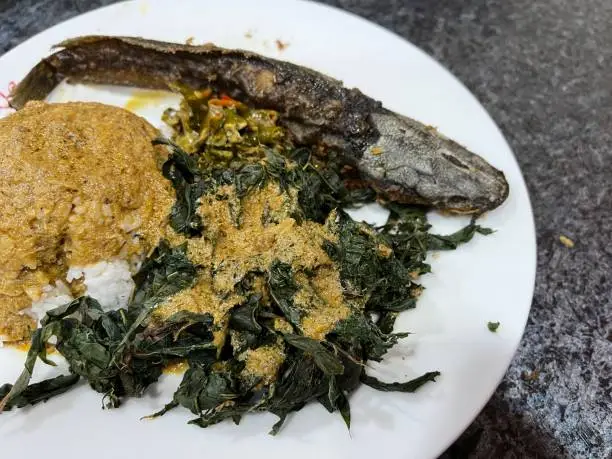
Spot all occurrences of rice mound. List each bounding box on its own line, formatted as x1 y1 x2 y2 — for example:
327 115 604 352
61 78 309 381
0 101 174 343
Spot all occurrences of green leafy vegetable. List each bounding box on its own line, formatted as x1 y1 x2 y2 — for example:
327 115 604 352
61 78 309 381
427 220 494 251
229 297 263 334
0 374 80 411
361 371 441 392
283 334 344 376
162 84 288 162
326 212 423 314
487 321 500 332
376 311 399 335
132 240 198 309
331 313 408 362
268 260 301 328
175 366 240 415
157 138 211 236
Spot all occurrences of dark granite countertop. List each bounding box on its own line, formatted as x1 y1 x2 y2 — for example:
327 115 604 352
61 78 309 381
0 0 610 457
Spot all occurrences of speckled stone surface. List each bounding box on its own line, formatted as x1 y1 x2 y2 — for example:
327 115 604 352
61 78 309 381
0 0 610 457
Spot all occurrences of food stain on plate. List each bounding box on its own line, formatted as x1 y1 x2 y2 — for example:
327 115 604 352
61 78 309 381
8 340 57 355
163 360 189 375
124 89 175 113
138 1 149 16
275 39 289 51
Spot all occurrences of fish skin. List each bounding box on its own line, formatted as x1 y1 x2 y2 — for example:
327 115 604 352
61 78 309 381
10 35 509 214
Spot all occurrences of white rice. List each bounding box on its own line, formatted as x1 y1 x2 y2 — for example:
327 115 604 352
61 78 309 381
66 259 135 312
0 259 136 346
23 280 74 325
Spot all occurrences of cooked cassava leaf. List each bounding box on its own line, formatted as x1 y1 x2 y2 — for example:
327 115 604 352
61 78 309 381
0 374 80 411
331 312 408 362
229 296 264 334
283 334 344 376
174 366 241 415
376 311 399 335
268 260 301 328
234 163 267 198
427 220 494 251
361 371 441 392
317 375 352 428
0 325 56 411
157 138 211 236
132 240 198 310
326 212 423 313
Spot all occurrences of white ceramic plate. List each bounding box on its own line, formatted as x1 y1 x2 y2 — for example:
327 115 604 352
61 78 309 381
0 1 536 458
